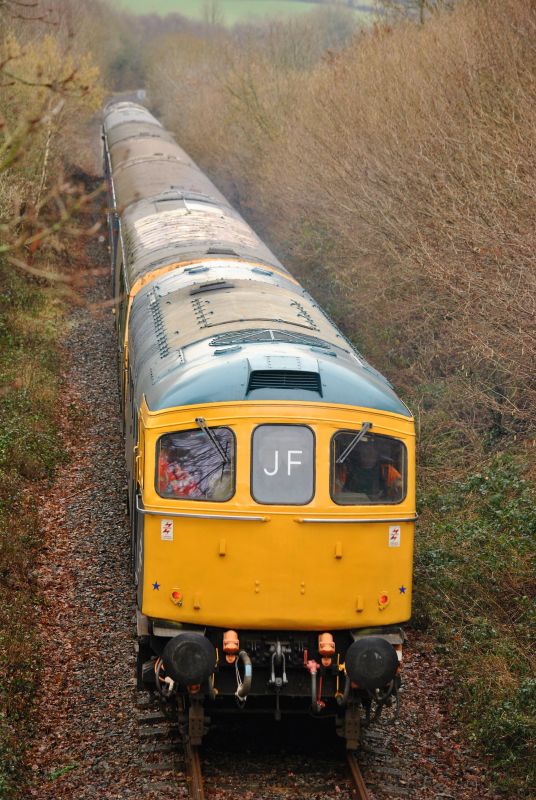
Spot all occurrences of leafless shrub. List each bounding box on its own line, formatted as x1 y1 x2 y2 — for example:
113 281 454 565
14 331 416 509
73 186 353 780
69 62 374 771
375 0 456 24
146 0 536 470
288 1 536 439
0 11 104 290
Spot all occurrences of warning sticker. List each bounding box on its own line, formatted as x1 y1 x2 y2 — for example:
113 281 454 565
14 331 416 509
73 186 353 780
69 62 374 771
388 525 401 547
161 519 174 541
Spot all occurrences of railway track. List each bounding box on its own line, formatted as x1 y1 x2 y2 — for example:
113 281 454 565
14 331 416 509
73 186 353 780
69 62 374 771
184 741 204 800
181 740 372 800
347 752 371 800
138 691 378 800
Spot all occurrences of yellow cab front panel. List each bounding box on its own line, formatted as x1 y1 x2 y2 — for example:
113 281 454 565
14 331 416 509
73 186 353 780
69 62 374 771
138 400 416 631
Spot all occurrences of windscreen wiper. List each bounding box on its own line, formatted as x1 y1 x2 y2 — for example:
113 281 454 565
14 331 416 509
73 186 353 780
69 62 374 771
196 417 229 464
336 421 372 464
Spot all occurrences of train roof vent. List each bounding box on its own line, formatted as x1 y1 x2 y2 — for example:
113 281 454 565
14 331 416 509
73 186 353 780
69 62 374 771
206 246 239 257
190 280 235 295
247 370 322 394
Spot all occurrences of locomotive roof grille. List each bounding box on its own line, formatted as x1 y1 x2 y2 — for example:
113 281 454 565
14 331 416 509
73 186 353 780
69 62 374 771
210 329 333 349
247 370 322 394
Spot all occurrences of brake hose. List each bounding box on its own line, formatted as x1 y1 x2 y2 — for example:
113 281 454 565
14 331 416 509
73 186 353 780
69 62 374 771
235 650 252 703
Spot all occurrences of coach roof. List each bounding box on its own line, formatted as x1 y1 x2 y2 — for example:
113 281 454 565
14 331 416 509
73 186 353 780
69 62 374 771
103 102 285 285
121 196 286 287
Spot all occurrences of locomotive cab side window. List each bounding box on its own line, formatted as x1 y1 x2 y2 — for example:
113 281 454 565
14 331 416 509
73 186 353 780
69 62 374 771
331 431 406 505
156 427 235 501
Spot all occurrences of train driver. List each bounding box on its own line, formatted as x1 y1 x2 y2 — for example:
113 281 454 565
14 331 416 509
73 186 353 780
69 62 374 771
333 435 403 503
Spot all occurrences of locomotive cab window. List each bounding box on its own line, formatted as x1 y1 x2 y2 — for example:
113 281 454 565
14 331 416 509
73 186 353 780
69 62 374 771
156 427 235 501
252 425 314 505
331 431 406 505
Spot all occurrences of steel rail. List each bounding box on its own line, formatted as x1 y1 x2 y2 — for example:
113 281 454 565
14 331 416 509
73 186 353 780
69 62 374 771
180 735 369 800
183 739 205 800
346 752 371 800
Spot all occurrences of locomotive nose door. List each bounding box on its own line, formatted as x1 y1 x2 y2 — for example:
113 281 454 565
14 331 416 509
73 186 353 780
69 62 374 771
251 425 315 505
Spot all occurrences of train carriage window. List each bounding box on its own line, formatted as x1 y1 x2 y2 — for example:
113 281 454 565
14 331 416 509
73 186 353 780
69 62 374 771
156 427 235 501
331 431 406 505
252 425 314 505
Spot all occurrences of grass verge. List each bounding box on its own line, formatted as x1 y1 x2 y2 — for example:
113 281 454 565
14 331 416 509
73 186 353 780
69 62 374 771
0 262 65 799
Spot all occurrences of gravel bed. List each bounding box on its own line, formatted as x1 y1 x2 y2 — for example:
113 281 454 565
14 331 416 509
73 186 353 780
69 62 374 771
27 236 179 800
26 232 503 799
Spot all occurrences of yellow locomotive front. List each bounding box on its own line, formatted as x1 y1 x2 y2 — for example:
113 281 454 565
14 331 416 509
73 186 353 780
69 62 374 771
102 100 416 748
138 401 415 633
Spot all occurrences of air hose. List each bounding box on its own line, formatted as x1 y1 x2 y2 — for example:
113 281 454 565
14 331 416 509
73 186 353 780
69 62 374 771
336 672 351 707
235 650 252 704
310 669 321 713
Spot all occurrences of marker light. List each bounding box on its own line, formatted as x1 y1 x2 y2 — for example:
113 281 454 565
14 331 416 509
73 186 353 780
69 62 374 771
171 589 183 605
378 592 390 608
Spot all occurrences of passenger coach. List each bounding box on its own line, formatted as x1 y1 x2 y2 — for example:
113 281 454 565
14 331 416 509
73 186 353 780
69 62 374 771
102 101 416 749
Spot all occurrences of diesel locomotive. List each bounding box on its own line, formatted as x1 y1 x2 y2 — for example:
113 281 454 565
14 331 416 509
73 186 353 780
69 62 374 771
102 101 416 749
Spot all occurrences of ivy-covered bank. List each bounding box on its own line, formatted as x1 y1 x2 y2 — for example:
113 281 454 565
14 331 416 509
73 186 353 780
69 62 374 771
415 456 536 794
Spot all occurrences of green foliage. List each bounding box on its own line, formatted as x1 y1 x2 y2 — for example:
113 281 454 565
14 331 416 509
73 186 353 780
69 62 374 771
416 455 536 793
0 263 64 798
47 763 78 781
